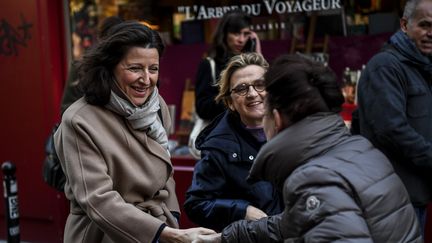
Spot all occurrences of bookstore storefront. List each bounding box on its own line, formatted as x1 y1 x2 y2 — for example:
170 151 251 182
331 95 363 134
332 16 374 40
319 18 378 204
68 0 403 47
64 0 410 230
67 0 402 130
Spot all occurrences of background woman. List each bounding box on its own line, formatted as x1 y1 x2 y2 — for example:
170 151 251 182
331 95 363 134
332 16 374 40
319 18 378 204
54 21 214 243
184 53 283 231
194 9 261 121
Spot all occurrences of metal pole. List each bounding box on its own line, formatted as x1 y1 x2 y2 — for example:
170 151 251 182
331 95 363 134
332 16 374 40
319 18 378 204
2 161 20 243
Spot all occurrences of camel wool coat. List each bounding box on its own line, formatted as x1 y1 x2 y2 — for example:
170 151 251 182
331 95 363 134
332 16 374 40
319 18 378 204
54 96 180 243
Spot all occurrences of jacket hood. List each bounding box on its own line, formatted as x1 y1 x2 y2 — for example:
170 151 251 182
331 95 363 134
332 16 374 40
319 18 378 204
248 112 350 189
389 30 432 74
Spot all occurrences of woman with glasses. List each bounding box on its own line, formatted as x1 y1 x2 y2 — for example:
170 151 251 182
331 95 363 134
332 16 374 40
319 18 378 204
184 52 283 231
54 21 215 243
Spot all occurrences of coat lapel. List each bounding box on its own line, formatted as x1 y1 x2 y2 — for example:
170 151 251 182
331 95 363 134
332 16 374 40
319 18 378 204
126 121 173 169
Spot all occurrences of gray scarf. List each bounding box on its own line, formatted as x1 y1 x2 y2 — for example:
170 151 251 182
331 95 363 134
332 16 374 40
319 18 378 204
105 88 169 154
390 30 432 74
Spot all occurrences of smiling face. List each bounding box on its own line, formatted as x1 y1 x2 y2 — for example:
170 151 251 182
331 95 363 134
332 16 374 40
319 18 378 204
113 47 159 106
401 0 432 55
228 65 266 127
226 27 251 54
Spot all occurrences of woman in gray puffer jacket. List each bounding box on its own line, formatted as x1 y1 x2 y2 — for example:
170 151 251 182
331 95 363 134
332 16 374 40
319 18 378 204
195 54 422 243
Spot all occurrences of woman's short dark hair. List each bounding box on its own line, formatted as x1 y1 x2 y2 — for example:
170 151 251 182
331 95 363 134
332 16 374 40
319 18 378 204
208 9 251 62
78 20 164 106
265 54 344 124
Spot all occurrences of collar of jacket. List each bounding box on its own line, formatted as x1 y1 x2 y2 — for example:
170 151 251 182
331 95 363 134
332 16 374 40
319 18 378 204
247 112 350 189
389 30 432 75
197 110 263 162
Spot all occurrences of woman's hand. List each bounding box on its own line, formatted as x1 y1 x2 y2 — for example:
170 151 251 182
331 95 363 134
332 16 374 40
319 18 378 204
160 226 216 243
249 31 262 54
192 233 222 243
245 205 267 220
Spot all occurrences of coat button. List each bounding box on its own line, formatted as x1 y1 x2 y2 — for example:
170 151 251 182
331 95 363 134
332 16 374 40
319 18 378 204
249 155 254 160
306 196 320 212
232 153 237 158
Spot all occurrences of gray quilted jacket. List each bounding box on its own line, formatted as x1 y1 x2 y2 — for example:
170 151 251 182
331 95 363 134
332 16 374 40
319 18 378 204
221 112 422 243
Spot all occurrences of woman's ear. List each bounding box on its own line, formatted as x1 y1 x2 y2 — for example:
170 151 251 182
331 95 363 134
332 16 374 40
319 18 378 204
227 100 235 112
273 108 283 132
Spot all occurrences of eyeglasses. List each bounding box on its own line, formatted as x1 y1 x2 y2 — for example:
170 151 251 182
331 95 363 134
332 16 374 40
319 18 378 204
230 80 266 96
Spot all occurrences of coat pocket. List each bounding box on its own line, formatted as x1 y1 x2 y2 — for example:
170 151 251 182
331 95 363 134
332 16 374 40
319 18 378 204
406 85 429 118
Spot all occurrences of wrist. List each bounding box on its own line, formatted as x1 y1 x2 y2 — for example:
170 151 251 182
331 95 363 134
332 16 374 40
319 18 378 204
160 227 179 242
154 224 167 243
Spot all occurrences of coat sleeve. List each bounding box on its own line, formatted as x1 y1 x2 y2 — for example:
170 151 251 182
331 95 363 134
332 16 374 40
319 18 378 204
158 95 172 136
221 214 284 243
165 173 180 215
183 150 249 231
358 57 432 168
158 97 180 215
195 59 226 120
221 166 373 242
55 116 166 243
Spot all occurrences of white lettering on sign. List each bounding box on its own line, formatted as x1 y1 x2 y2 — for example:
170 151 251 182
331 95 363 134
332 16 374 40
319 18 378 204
178 0 342 20
8 195 19 219
9 225 19 236
10 180 17 193
250 22 287 31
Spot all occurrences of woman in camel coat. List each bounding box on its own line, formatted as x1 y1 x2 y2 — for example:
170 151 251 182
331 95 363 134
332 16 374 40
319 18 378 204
54 21 214 243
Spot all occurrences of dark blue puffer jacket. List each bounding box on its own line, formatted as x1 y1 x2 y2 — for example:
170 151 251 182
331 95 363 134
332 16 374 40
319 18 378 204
184 111 283 231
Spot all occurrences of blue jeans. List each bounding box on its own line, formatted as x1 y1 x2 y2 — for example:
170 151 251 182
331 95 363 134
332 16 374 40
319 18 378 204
414 206 427 238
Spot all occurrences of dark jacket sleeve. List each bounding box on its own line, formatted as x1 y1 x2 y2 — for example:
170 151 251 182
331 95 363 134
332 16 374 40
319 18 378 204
221 188 372 243
358 55 432 168
184 150 249 231
221 214 284 243
221 167 373 242
195 59 226 120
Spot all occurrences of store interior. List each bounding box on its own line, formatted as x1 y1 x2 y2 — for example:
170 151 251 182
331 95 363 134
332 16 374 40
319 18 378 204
69 0 405 46
68 0 406 153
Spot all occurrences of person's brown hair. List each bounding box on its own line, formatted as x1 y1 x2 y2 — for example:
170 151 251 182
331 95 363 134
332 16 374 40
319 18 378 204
208 9 252 63
78 21 164 106
265 54 344 124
